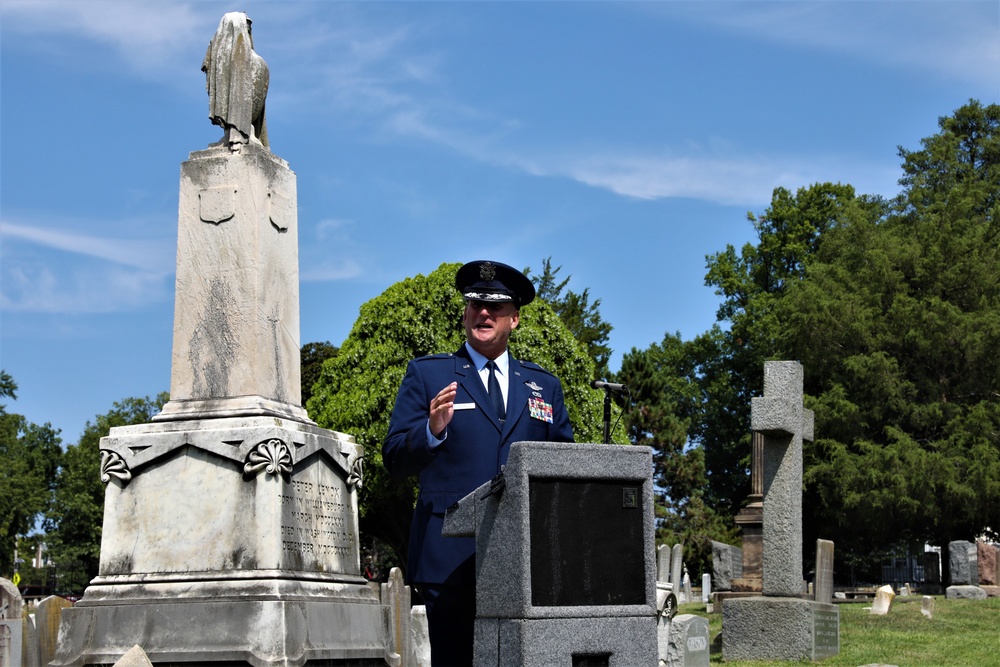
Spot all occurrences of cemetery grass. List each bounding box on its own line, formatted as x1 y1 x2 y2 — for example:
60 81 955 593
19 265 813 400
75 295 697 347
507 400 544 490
696 597 1000 666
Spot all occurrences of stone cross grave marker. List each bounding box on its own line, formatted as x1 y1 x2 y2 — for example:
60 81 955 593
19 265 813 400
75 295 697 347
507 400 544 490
750 360 814 597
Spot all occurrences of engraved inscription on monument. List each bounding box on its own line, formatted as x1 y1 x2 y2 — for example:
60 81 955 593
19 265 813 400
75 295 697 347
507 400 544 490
813 607 840 658
278 456 359 573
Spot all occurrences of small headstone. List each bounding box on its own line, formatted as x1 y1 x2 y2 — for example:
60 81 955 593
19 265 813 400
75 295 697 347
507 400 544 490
945 585 987 600
682 568 692 604
410 605 431 667
0 579 23 667
664 614 710 667
949 540 979 585
382 567 412 667
833 591 846 600
977 541 998 586
870 585 895 615
710 541 742 591
23 613 38 667
113 645 154 667
921 596 934 619
36 595 74 667
701 573 711 604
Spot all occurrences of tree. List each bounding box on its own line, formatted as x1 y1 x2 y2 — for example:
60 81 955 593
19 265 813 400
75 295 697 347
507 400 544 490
0 372 62 577
698 182 868 516
307 262 616 569
45 393 168 593
618 335 737 575
528 257 614 379
776 100 1000 569
301 340 338 410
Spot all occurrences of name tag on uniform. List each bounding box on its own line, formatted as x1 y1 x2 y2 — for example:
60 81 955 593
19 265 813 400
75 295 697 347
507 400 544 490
528 397 553 423
454 402 476 411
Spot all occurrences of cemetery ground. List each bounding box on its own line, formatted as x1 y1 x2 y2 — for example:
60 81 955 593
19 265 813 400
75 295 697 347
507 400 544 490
694 597 1000 666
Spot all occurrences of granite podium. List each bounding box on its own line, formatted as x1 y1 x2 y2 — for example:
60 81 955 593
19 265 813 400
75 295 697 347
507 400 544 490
53 13 393 667
442 441 658 667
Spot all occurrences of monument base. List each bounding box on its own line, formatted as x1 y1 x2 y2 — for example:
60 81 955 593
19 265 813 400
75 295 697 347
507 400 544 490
475 616 658 667
722 597 839 662
52 580 395 667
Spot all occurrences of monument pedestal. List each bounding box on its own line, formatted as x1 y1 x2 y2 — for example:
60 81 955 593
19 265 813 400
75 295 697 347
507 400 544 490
52 417 394 667
722 597 839 662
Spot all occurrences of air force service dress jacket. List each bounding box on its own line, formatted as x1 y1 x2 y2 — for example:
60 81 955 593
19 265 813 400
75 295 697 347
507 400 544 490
383 344 575 586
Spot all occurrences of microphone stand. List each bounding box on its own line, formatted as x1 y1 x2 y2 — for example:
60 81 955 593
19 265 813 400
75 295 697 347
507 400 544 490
602 389 612 444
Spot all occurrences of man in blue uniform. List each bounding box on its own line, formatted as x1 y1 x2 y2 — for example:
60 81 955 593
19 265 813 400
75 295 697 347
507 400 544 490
384 260 575 666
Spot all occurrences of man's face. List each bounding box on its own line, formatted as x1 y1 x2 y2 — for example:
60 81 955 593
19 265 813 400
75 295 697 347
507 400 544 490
462 299 519 359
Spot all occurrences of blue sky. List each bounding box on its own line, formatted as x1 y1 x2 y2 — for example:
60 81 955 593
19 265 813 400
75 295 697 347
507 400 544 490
2 1 998 445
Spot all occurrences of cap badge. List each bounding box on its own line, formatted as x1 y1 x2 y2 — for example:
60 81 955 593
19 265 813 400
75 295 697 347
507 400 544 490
480 261 497 281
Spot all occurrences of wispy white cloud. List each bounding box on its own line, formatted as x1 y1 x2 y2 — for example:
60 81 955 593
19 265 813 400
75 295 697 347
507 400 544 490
1 222 175 274
653 1 1000 89
0 221 175 313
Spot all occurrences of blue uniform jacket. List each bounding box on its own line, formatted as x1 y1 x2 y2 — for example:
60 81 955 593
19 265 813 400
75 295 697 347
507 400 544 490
383 344 574 586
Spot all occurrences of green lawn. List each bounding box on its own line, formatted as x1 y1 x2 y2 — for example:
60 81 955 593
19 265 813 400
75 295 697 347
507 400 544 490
680 596 1000 666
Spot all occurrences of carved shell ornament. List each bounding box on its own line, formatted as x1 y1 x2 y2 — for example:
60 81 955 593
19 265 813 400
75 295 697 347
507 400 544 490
100 450 132 484
244 438 292 476
347 456 363 489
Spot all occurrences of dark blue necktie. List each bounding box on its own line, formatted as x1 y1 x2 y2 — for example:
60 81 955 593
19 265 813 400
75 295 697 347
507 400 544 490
487 361 505 421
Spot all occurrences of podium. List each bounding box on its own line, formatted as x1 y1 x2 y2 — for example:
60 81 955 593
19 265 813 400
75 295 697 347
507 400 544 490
443 441 658 667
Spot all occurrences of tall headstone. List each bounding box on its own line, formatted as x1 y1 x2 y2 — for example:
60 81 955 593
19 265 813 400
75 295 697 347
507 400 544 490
977 541 998 586
814 539 834 604
670 544 684 592
657 544 671 584
53 13 391 667
36 595 73 667
723 362 839 662
701 573 711 604
710 541 742 591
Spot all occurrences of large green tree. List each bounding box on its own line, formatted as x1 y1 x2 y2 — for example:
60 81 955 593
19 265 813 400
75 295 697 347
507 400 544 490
697 181 872 517
776 101 1000 570
45 393 168 593
0 371 62 577
307 262 616 569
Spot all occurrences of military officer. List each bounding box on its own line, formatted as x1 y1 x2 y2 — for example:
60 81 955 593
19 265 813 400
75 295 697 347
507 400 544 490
384 259 575 666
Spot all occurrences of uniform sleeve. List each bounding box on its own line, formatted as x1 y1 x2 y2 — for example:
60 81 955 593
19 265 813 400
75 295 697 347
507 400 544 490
383 360 438 478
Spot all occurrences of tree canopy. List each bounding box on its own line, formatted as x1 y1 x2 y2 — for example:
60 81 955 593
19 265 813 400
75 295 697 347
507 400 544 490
44 393 168 593
307 261 617 568
0 371 62 577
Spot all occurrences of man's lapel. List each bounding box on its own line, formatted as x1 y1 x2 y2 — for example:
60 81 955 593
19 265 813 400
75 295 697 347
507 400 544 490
454 345 501 433
502 356 529 439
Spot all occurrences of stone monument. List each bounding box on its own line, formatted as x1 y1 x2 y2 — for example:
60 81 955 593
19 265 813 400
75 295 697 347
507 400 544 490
442 441 658 667
53 13 393 667
722 361 839 662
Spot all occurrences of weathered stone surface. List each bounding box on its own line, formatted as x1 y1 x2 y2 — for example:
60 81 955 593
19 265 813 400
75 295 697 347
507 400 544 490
980 585 1000 598
711 541 742 591
36 595 74 667
870 585 895 615
671 543 684 591
750 361 814 598
977 541 998 585
156 142 308 424
949 540 978 585
382 567 411 667
0 581 23 667
722 597 838 662
946 585 987 600
657 544 671 583
664 614 710 667
112 645 153 667
411 605 431 667
814 539 834 604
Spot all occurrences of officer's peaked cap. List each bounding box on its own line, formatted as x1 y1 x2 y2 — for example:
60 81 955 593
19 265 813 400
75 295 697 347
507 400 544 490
456 260 535 307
